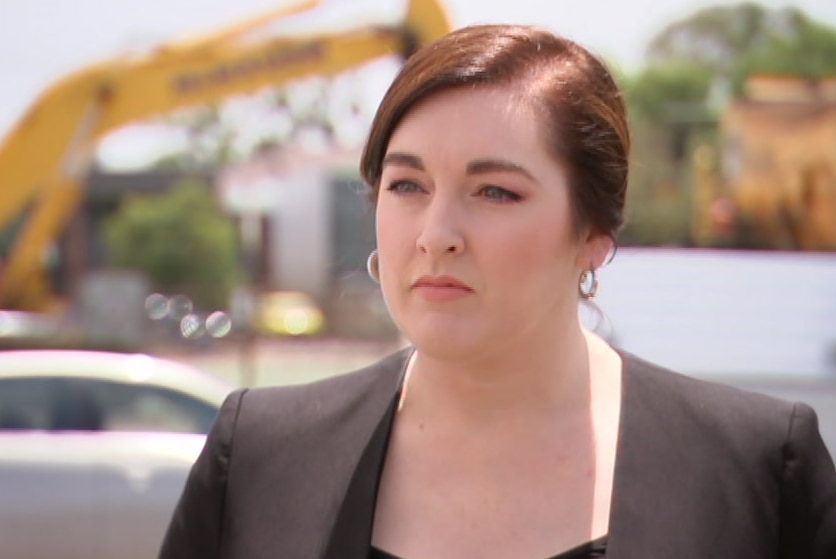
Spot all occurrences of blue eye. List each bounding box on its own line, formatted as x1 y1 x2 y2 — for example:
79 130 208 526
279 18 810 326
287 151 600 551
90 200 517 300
386 180 424 194
478 185 521 202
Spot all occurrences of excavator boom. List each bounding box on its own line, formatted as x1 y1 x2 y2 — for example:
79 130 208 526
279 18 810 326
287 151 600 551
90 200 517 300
0 0 452 309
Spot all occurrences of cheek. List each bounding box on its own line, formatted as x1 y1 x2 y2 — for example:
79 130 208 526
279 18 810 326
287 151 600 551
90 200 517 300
483 226 581 309
374 206 402 319
490 220 574 275
375 202 412 277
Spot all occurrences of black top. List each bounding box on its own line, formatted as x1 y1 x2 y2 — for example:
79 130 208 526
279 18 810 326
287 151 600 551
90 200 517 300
369 535 607 559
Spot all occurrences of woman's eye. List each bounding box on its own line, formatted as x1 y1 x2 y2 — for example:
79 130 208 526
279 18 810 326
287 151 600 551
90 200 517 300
477 185 521 202
385 180 424 194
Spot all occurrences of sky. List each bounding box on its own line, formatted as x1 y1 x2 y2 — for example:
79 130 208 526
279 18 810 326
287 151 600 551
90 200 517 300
2 0 836 164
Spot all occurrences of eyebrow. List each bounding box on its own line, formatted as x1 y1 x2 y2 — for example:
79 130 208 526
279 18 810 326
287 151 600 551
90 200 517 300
382 153 535 181
382 152 425 171
466 158 535 181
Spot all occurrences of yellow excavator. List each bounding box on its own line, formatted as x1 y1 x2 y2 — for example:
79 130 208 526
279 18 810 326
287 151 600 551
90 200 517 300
692 75 836 251
0 0 451 311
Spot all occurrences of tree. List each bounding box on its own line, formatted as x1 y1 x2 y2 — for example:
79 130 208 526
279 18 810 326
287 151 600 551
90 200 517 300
104 178 242 310
624 62 715 124
645 2 836 90
734 16 836 87
619 62 716 247
620 3 836 248
646 3 806 75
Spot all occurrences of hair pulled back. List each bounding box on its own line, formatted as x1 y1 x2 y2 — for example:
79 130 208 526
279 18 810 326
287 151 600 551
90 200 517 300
360 24 630 238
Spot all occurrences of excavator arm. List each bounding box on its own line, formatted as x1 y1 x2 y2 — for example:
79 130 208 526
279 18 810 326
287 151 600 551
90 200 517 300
0 0 451 310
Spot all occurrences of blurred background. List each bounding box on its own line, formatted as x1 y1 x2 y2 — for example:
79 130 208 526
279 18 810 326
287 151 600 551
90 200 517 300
1 0 835 391
1 1 835 556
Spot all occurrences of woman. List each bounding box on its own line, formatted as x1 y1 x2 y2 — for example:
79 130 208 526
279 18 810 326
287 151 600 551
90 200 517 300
159 25 836 559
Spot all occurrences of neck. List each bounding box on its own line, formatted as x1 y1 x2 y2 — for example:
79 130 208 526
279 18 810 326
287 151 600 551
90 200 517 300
403 320 600 423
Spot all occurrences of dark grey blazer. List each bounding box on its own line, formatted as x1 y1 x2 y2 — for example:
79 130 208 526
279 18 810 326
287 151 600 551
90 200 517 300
158 349 836 559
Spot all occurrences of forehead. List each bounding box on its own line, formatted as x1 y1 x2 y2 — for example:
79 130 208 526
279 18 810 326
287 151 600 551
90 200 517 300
386 86 550 161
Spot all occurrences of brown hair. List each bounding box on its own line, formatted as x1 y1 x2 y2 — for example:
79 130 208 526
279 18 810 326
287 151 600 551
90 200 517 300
360 24 630 238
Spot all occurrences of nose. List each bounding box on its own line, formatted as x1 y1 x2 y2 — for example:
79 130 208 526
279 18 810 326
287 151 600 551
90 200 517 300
416 197 465 256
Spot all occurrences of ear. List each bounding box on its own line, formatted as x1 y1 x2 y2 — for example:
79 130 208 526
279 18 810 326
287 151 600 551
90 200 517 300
578 232 614 270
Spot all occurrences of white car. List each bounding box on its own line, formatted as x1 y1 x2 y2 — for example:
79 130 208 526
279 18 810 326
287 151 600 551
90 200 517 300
0 350 234 559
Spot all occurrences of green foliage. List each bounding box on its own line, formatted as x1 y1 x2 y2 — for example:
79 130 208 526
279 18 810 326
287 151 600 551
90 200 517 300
624 62 715 124
619 109 702 247
621 60 716 248
646 3 806 74
620 193 693 247
733 16 836 88
104 179 241 309
621 2 836 248
645 2 836 89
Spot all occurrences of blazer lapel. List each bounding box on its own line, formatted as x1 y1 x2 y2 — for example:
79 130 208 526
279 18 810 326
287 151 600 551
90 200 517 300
605 353 661 558
317 350 407 559
606 352 702 559
323 393 399 559
232 349 409 559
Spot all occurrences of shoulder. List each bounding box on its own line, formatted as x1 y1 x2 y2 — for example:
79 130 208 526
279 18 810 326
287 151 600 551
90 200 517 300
619 349 797 454
614 354 836 555
621 349 796 417
218 347 410 439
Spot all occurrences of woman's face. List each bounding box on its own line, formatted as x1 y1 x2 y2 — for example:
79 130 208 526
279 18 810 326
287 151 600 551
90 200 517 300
375 87 603 358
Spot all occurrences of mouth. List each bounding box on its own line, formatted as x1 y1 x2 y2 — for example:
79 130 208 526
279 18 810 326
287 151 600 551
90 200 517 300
411 275 473 291
410 275 474 302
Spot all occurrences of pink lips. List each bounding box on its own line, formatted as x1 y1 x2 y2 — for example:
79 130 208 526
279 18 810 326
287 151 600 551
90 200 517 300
411 275 474 302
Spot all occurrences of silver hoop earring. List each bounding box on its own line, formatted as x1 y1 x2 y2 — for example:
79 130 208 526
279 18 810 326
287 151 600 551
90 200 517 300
578 269 598 299
366 250 380 283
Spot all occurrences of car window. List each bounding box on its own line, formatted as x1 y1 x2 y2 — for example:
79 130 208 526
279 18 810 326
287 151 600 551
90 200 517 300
52 377 106 430
0 376 218 434
0 377 52 430
77 379 218 434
